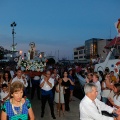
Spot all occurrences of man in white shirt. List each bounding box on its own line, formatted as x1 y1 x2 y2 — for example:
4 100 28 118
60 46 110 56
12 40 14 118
40 70 56 119
79 83 120 120
12 69 28 87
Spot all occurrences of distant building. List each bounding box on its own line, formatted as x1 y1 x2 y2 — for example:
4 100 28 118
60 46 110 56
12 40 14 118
73 38 112 63
73 46 85 62
85 38 112 60
97 39 112 61
85 38 102 59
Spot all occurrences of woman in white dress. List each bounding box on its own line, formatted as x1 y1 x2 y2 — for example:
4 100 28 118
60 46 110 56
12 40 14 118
54 78 65 114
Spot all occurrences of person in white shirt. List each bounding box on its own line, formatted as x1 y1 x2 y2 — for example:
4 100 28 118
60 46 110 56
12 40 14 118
79 83 120 120
51 68 60 99
93 73 101 100
40 70 56 119
11 69 28 97
101 74 111 104
1 84 9 103
11 69 28 87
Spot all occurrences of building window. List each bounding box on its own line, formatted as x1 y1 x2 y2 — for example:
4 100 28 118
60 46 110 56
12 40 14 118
79 50 83 54
79 56 83 58
74 57 78 59
85 39 97 59
74 52 78 55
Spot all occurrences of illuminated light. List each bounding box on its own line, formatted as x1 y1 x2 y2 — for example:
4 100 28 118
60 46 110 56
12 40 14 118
19 50 23 55
39 54 42 58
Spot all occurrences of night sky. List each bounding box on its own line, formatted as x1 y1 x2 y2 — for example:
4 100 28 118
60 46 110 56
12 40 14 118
0 0 119 59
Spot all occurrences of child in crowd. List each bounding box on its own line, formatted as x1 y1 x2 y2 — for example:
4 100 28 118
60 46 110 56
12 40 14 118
0 84 9 104
54 78 65 115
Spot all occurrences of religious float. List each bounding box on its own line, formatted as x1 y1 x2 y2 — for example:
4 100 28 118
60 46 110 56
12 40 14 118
17 42 47 77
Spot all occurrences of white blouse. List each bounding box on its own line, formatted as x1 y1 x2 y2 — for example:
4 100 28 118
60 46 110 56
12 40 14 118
94 81 101 100
101 82 110 98
113 95 120 107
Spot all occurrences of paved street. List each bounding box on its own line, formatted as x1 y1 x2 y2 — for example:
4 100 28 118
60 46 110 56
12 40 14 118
30 96 80 120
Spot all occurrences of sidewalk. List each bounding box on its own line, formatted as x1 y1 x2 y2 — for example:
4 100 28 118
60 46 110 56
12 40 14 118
31 97 80 120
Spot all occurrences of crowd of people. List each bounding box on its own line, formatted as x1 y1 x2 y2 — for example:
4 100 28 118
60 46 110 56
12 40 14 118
0 64 77 120
40 67 75 119
1 63 120 120
78 65 120 119
0 67 35 120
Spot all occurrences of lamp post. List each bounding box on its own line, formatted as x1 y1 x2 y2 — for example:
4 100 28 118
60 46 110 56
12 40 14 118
11 22 17 61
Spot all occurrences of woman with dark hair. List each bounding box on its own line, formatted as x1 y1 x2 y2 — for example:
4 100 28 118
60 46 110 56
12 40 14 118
2 71 12 85
68 68 75 101
1 71 12 93
62 71 74 111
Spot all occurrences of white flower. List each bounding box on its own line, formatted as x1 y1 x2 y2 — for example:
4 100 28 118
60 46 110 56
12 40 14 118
18 59 45 71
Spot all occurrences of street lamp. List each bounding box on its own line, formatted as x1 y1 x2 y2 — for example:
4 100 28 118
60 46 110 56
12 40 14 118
11 22 17 60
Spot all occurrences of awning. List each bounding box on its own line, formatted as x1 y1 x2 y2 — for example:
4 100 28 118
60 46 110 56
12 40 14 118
105 37 120 48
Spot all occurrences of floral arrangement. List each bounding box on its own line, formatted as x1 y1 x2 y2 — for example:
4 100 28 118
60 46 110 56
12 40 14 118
19 60 46 72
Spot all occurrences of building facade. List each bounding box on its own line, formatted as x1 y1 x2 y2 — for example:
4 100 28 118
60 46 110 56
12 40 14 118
85 38 112 60
73 38 112 62
97 39 112 61
73 46 85 62
85 38 103 59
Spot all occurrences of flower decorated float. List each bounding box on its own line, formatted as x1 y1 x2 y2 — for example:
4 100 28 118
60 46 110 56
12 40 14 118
17 42 47 77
